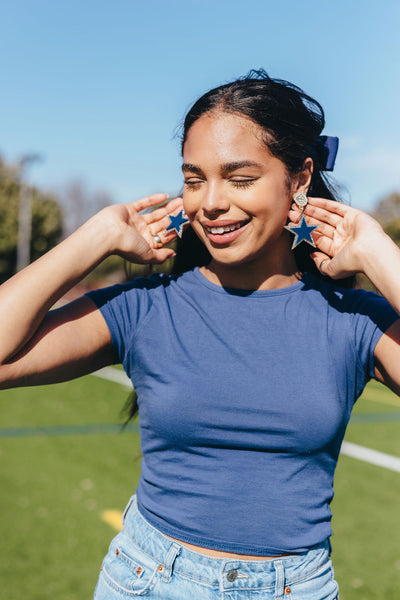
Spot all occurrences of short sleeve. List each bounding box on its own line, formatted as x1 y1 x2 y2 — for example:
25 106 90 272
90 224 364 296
86 276 163 366
350 290 399 394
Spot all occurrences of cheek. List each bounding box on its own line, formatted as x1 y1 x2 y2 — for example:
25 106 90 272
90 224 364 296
182 192 199 221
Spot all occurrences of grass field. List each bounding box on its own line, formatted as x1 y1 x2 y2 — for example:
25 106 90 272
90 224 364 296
1 373 400 599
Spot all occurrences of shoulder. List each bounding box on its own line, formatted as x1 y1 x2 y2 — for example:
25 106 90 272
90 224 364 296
304 273 386 310
86 270 198 309
303 273 398 330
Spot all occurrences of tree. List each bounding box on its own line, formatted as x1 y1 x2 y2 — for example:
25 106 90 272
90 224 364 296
372 192 400 247
356 191 400 291
0 156 63 284
60 180 112 237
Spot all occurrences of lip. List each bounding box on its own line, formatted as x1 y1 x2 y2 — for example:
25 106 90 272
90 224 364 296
201 219 250 245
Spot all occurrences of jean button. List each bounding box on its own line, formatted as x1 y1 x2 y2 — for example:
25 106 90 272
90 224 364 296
226 568 238 582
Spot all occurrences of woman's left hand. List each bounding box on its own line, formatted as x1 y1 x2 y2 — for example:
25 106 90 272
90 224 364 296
288 197 387 279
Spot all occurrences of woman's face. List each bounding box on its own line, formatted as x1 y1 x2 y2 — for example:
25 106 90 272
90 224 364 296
182 112 297 269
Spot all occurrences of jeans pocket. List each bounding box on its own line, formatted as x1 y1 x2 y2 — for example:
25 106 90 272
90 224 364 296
122 496 135 526
100 538 160 597
283 560 339 600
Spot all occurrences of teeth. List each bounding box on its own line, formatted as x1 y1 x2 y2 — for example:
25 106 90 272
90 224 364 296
206 222 244 234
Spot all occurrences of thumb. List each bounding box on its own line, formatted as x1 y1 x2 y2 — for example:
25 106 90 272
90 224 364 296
150 248 177 265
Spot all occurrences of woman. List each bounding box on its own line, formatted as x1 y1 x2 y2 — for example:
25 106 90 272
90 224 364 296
1 71 400 599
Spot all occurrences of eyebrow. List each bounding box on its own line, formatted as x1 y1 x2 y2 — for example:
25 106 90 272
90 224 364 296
181 163 203 175
181 160 262 175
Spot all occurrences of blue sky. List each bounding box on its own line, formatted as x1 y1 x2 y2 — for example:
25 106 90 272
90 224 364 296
1 0 400 212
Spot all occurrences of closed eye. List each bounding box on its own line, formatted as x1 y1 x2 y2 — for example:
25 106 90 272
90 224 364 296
184 179 204 190
230 178 257 189
184 177 258 190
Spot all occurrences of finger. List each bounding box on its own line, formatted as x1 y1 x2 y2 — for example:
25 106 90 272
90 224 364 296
291 204 342 228
132 193 170 213
310 251 356 281
149 247 177 264
309 251 331 274
148 215 177 235
143 199 184 226
303 204 343 228
149 225 176 245
312 233 334 256
307 197 351 217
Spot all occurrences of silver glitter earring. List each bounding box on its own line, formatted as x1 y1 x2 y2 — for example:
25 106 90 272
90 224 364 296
284 193 318 249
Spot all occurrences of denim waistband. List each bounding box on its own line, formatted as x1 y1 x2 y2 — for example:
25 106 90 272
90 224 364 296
121 495 331 592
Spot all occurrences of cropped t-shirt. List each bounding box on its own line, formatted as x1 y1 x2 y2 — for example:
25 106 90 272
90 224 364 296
87 269 398 555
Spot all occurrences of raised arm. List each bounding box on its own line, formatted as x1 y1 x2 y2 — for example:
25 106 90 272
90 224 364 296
288 197 400 395
0 193 183 389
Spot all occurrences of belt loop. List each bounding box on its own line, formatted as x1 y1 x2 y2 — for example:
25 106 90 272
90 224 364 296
160 542 181 582
274 560 285 599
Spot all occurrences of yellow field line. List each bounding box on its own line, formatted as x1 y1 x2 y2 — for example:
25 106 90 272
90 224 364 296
101 510 123 532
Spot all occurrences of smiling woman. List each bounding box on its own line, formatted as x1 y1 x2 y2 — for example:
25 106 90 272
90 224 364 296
174 70 343 287
1 69 400 600
182 112 302 285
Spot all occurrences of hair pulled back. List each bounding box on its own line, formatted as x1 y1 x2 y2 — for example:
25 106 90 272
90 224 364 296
173 69 341 278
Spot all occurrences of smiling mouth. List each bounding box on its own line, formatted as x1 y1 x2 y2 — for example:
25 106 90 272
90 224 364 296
203 220 250 235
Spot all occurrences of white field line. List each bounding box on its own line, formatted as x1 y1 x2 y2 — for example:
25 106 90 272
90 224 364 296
91 368 400 474
341 441 400 473
91 366 131 388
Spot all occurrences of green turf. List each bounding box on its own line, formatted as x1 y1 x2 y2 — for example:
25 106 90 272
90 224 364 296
0 374 130 427
1 374 400 599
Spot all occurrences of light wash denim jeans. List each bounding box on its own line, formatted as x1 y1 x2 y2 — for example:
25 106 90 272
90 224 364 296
94 495 339 599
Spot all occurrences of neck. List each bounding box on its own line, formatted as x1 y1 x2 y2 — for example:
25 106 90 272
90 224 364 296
201 251 301 291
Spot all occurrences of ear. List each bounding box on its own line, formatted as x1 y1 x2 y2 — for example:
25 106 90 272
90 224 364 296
291 158 313 195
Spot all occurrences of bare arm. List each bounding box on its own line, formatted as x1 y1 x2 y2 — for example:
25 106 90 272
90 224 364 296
288 197 400 395
360 233 400 395
0 193 183 388
0 296 114 389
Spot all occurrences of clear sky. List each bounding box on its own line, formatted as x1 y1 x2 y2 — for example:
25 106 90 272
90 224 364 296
1 0 400 212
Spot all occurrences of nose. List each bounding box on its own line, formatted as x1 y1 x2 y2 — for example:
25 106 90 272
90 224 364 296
201 182 230 217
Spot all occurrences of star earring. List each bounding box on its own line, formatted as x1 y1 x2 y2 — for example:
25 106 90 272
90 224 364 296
284 193 318 249
166 209 190 238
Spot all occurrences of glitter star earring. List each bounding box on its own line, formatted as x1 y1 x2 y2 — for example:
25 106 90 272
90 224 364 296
284 193 318 249
166 210 190 238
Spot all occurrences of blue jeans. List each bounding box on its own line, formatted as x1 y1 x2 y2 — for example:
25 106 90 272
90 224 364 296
94 495 339 599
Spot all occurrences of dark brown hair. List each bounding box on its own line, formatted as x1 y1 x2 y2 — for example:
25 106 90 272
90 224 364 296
173 68 345 281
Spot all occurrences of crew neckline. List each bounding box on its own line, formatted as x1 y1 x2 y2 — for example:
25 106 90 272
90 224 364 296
192 267 308 297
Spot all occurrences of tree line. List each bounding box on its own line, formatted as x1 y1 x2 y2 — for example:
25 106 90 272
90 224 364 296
0 156 123 285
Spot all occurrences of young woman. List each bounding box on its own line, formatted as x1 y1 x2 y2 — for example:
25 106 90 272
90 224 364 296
1 71 400 599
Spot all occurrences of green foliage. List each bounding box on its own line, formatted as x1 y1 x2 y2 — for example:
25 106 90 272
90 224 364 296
358 191 400 292
0 156 63 283
372 191 400 246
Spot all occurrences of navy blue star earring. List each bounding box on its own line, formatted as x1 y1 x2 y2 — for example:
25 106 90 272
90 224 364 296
166 210 190 238
284 193 318 249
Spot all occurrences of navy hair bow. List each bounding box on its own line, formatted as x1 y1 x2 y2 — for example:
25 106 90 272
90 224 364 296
317 136 339 171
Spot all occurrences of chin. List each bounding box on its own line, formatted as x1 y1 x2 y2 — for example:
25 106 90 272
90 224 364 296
208 250 259 268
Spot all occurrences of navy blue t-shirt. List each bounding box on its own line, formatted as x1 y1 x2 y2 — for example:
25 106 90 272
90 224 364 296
88 269 398 555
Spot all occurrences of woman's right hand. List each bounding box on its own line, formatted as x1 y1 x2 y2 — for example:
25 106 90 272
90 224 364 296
96 193 184 265
0 192 185 383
